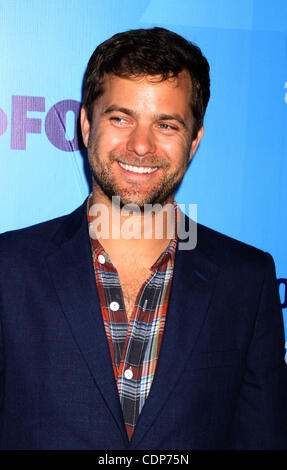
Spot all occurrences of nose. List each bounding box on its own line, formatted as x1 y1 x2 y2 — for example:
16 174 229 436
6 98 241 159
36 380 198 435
126 124 156 156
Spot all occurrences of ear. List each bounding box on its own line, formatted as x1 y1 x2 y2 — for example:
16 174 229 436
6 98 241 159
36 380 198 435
80 107 91 148
189 126 204 162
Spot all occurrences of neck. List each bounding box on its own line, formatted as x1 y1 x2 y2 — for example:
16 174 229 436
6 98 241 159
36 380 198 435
88 188 177 265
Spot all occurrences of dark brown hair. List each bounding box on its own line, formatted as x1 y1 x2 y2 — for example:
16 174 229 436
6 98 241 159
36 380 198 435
82 27 210 138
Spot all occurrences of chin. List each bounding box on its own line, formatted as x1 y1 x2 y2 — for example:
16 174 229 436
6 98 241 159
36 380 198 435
116 195 148 210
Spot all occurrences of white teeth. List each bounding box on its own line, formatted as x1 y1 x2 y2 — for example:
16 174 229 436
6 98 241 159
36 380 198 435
119 162 158 174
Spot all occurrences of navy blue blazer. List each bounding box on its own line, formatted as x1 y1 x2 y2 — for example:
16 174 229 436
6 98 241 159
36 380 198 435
0 199 286 450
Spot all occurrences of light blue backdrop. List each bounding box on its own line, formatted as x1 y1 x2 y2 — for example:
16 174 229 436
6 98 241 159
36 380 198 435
0 0 286 336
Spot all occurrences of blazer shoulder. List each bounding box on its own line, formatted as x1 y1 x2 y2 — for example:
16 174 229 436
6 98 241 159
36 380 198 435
195 220 272 273
0 201 86 259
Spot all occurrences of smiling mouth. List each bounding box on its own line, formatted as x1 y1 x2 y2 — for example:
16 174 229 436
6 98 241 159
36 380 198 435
118 161 158 174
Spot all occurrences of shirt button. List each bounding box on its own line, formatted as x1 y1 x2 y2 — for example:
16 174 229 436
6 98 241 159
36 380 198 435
110 301 120 311
124 368 133 380
98 254 105 264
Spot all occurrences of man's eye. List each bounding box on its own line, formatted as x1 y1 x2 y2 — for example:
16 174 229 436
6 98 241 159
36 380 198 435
110 117 129 125
111 117 124 122
159 123 177 131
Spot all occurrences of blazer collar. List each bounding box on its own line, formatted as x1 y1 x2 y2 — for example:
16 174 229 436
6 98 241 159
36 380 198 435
46 198 129 446
129 210 219 448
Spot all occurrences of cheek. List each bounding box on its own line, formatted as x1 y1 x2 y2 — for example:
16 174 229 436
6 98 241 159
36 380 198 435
157 135 189 162
95 126 129 152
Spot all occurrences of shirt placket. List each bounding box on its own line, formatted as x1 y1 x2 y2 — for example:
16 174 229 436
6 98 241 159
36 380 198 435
92 247 124 376
117 269 156 381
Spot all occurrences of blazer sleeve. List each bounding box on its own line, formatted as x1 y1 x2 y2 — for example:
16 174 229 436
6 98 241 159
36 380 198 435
231 252 287 449
0 295 4 438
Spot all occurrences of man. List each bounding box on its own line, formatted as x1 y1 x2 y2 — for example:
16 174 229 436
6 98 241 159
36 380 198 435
0 27 286 450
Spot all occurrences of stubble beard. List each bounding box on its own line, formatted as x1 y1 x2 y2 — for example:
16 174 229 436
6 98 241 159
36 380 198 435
88 147 190 211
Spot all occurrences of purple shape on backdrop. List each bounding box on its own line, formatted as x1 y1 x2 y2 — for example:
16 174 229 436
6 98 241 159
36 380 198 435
11 96 45 150
0 108 8 136
45 100 82 151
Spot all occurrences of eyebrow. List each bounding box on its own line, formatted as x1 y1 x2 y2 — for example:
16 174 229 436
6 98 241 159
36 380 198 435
103 106 136 117
103 105 187 128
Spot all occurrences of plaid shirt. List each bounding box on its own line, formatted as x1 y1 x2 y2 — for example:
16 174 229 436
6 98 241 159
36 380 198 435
87 197 177 440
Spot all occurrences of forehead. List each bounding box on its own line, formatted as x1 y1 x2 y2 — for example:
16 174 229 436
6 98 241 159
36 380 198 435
96 70 192 113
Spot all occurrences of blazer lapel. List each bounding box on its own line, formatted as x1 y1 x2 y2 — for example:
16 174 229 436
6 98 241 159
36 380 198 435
129 218 219 449
46 201 128 445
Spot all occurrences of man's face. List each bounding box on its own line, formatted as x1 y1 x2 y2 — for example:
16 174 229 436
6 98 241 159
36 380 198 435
81 70 204 209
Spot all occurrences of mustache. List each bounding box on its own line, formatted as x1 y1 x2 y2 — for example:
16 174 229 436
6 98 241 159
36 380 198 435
109 150 168 168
